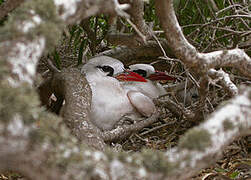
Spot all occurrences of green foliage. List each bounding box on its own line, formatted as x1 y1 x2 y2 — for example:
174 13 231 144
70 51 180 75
229 171 240 179
144 0 159 27
70 25 84 55
52 50 61 69
77 38 87 65
174 0 250 52
214 167 228 173
68 16 109 64
68 24 87 65
63 0 250 62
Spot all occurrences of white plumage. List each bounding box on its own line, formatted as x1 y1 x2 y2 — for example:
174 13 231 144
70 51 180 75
81 56 155 131
122 64 173 99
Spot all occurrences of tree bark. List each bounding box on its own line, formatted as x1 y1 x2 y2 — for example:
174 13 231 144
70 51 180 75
0 0 250 179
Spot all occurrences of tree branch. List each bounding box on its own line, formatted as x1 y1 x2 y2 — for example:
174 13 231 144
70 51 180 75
0 0 24 20
0 0 250 179
208 68 238 96
155 0 251 78
51 68 106 150
103 112 159 142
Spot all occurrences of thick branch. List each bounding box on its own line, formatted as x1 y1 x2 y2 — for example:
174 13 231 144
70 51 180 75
52 68 106 150
165 86 251 179
209 68 238 96
0 0 24 19
155 0 251 78
0 0 251 179
99 39 174 66
155 0 199 68
203 49 251 78
124 0 149 36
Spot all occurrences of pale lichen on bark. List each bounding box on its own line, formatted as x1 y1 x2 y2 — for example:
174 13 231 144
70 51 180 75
7 38 45 86
54 0 81 20
209 68 238 96
0 0 250 179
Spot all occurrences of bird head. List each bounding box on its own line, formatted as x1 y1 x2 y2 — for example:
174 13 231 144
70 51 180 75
129 64 175 81
81 56 147 82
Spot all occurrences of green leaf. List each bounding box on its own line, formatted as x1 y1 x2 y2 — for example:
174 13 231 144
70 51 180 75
53 50 61 70
214 167 228 173
229 171 239 179
77 39 87 65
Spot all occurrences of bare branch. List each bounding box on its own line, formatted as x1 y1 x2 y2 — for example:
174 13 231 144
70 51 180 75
51 68 106 150
0 0 24 19
102 112 159 142
99 39 174 65
165 86 251 180
155 0 251 78
202 48 251 78
208 68 238 97
0 0 250 179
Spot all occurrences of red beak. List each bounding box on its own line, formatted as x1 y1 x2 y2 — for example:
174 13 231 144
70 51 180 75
116 70 147 82
148 71 175 81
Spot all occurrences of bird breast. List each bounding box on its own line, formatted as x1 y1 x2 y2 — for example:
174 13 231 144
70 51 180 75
88 76 137 131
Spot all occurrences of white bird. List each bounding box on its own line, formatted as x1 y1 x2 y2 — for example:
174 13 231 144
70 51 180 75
81 56 156 131
122 64 175 99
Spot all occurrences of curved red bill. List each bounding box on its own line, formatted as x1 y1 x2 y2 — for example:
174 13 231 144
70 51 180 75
116 70 147 82
148 71 175 81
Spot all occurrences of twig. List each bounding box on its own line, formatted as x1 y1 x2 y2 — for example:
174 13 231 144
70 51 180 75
126 18 147 44
140 121 175 136
102 112 159 142
216 4 243 16
46 58 61 73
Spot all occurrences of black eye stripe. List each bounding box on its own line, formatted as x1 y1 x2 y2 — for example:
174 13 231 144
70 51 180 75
97 65 114 76
133 69 147 77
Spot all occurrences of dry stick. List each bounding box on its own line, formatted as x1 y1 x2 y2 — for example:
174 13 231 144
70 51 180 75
154 98 195 120
156 0 251 78
216 4 244 16
126 0 150 37
194 0 207 23
46 58 61 73
134 133 148 142
126 18 147 44
202 32 235 52
152 33 167 58
102 112 159 142
165 87 251 180
239 16 251 30
182 15 251 29
208 26 247 34
183 77 188 105
140 121 176 136
106 1 148 47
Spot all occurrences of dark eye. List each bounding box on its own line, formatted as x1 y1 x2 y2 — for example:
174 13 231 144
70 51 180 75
97 65 114 76
133 69 147 77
